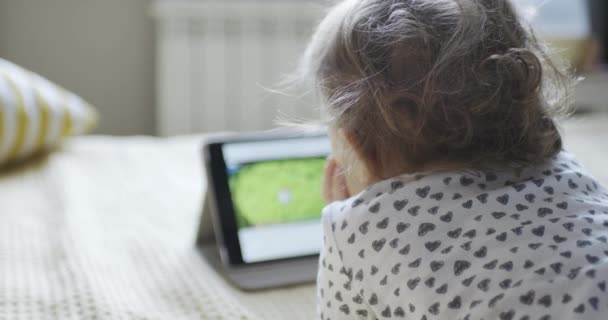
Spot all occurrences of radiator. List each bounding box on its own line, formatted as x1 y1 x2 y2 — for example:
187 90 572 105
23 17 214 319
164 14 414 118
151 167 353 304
152 1 324 135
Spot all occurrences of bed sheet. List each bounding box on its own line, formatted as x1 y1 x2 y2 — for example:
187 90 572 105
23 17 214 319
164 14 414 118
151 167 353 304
0 135 316 320
0 115 606 320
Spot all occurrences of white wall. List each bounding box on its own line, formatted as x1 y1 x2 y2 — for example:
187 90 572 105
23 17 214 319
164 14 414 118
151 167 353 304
0 0 155 135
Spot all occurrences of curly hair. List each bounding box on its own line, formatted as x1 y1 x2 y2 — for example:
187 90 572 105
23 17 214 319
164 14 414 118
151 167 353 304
300 0 573 177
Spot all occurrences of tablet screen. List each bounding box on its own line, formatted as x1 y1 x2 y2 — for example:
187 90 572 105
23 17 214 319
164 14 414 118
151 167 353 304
222 136 331 263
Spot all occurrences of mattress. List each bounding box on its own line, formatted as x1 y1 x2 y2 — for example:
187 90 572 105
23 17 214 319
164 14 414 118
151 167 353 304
0 115 606 320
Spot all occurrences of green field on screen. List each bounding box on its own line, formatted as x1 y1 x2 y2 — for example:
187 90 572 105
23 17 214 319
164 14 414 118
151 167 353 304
229 158 326 228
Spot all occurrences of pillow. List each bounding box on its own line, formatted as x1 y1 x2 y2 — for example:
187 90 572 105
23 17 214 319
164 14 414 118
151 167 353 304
0 58 97 165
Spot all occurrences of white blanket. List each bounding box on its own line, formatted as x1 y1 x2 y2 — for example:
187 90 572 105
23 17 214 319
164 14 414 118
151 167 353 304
0 115 606 319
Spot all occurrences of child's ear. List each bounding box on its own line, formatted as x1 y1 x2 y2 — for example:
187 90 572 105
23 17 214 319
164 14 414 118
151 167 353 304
339 128 380 180
337 128 360 156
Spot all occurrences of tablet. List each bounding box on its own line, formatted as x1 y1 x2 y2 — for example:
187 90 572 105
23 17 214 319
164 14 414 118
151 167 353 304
199 131 330 289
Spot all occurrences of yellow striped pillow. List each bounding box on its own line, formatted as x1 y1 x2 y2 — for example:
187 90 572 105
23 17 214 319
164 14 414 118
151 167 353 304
0 58 97 166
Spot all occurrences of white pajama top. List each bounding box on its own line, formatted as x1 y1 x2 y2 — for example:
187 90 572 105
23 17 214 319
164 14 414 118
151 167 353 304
317 152 608 320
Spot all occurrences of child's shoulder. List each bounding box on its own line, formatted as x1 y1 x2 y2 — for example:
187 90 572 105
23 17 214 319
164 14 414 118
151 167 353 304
323 168 491 227
322 150 608 257
320 171 460 253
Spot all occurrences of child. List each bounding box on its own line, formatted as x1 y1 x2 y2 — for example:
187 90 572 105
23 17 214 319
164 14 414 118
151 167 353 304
303 0 608 319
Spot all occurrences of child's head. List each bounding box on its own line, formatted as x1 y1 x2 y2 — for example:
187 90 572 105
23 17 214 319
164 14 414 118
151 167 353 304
302 0 571 182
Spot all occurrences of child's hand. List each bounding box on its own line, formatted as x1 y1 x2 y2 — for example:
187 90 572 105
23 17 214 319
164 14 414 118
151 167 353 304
322 157 350 203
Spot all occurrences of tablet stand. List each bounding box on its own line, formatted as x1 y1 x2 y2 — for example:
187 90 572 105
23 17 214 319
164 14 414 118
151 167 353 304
196 192 216 246
196 190 319 291
196 192 224 269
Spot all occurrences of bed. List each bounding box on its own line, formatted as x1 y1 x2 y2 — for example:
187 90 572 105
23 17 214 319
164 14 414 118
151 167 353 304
1 115 607 320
